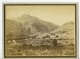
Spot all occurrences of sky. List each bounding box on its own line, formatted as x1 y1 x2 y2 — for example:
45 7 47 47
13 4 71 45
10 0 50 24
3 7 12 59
5 4 75 25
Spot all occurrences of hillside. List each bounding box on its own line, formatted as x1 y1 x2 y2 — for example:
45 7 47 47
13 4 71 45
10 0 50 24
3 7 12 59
51 22 74 33
51 21 75 43
5 19 27 40
9 14 59 34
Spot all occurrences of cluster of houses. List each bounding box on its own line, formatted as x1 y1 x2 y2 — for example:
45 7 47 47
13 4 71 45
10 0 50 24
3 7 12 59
27 33 61 39
7 33 61 44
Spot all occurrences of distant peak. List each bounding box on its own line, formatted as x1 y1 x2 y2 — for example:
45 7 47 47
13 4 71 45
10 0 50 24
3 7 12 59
21 14 31 18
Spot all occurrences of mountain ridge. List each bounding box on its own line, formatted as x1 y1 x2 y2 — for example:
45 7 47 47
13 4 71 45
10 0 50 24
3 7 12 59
8 14 59 34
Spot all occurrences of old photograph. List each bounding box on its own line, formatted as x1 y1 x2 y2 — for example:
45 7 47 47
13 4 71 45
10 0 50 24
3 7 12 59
4 4 76 57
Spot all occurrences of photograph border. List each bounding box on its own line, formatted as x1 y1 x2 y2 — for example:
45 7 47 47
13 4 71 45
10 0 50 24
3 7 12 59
3 3 78 58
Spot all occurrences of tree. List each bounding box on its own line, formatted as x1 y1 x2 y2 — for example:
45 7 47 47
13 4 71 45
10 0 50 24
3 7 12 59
52 39 57 46
26 28 31 35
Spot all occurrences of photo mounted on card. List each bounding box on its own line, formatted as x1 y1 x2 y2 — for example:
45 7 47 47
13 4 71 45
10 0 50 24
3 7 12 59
3 3 77 58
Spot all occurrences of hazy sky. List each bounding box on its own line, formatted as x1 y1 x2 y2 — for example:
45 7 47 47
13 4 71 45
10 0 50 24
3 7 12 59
5 5 75 25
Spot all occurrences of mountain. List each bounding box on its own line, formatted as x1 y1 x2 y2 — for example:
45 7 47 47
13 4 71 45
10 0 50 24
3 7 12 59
51 21 75 40
5 19 27 40
9 14 59 34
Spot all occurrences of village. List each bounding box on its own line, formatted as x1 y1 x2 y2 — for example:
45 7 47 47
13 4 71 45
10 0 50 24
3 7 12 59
7 32 72 47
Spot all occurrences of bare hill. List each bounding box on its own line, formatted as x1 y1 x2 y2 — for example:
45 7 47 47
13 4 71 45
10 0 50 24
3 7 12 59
10 14 59 34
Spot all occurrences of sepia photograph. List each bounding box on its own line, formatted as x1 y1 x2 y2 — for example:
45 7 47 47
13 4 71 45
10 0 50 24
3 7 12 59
4 4 77 58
